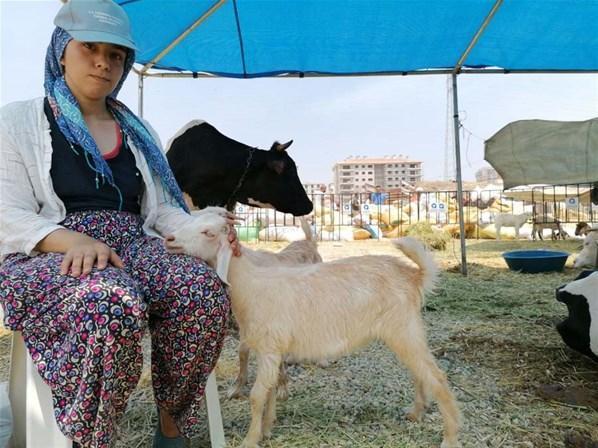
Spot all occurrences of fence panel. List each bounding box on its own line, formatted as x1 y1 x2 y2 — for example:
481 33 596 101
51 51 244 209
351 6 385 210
232 183 596 242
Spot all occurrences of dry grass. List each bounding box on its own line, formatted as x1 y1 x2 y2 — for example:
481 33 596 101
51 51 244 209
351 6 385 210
1 238 597 447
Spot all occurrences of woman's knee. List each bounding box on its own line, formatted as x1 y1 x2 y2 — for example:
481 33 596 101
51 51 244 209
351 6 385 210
78 269 147 337
170 262 230 327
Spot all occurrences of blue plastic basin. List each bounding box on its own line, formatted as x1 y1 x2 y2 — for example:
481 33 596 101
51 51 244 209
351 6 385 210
502 250 569 273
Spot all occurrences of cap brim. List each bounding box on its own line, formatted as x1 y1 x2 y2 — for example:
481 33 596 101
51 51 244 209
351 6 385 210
67 30 137 51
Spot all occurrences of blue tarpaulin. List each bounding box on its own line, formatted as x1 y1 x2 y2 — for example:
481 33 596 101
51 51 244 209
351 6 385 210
117 0 597 275
118 0 598 77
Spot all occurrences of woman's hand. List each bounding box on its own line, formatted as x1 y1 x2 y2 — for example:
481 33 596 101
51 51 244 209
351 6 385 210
227 224 241 257
224 211 242 257
35 228 123 277
61 237 124 277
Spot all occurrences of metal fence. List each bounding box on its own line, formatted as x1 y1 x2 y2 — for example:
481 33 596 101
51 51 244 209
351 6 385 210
233 183 597 242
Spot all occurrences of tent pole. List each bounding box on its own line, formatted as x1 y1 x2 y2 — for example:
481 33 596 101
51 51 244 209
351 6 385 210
138 71 144 119
448 0 502 276
451 72 468 276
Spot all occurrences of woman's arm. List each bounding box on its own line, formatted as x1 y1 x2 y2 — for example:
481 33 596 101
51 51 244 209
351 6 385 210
0 104 122 276
0 112 64 257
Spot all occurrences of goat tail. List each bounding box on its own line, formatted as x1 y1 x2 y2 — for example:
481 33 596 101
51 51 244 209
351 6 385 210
299 217 313 241
393 236 439 297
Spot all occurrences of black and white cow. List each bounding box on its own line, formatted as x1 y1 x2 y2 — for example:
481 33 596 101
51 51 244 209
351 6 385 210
555 270 598 362
166 120 313 215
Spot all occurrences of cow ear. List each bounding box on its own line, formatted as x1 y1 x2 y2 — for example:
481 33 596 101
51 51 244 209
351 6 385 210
268 159 286 174
271 140 293 152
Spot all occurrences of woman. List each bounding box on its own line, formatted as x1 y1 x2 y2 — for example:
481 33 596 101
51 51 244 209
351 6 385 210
0 1 238 446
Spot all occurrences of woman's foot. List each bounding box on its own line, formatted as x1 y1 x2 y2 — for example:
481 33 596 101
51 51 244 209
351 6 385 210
159 408 181 438
153 408 188 448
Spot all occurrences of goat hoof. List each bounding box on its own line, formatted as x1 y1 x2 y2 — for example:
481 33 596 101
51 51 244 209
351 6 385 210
403 406 423 422
440 440 462 448
238 440 260 448
276 387 289 401
227 387 246 400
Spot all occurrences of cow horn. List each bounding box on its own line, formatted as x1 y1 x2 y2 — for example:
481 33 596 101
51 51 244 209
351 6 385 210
272 140 293 152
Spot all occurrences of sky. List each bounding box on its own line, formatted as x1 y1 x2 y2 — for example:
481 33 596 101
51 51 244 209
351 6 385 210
2 1 597 185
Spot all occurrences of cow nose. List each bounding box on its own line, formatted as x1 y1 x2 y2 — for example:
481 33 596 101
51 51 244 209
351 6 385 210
297 201 314 215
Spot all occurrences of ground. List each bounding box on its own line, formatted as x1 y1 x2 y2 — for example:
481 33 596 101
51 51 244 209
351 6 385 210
1 238 596 447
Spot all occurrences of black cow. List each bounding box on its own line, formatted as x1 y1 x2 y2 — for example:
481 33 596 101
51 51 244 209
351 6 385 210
166 121 313 216
555 270 598 362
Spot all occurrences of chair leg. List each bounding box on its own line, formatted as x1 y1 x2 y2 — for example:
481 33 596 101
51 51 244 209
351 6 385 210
8 333 26 448
205 372 226 448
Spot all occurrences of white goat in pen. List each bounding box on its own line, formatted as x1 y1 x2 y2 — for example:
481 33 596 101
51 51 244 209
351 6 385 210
494 212 532 240
230 217 323 401
170 209 461 448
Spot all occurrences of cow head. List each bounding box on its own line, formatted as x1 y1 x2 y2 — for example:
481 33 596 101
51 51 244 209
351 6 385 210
241 140 313 216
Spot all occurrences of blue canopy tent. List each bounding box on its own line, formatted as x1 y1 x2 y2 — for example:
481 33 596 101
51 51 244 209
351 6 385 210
118 0 598 274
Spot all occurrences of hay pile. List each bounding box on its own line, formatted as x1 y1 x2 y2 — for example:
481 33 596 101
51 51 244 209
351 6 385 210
406 222 451 251
0 238 596 447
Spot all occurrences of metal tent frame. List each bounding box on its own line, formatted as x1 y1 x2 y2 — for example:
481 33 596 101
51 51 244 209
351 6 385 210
130 0 598 275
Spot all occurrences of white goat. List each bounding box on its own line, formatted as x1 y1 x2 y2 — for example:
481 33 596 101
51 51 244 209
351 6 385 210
574 230 598 268
494 212 531 240
171 210 461 448
230 217 322 401
249 217 322 265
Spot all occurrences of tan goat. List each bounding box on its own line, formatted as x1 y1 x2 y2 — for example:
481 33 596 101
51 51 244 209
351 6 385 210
229 217 322 401
171 210 461 448
532 217 567 240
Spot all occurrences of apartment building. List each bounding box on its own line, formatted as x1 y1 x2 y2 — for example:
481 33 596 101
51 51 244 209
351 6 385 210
475 167 502 185
333 155 423 194
303 182 334 195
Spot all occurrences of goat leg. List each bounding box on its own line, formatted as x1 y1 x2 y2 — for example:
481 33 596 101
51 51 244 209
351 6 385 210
276 362 289 401
262 382 278 438
228 340 250 399
404 378 429 422
241 353 283 448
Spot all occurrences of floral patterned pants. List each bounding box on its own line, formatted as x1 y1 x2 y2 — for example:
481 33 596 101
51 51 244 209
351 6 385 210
0 210 230 447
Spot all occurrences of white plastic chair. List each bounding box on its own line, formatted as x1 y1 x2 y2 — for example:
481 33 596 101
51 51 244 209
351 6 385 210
8 331 225 448
8 331 70 448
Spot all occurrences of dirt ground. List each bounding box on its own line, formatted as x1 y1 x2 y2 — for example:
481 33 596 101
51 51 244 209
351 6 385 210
1 238 597 447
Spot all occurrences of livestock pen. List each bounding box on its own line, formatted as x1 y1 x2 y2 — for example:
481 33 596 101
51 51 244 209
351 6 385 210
235 183 597 243
0 238 596 447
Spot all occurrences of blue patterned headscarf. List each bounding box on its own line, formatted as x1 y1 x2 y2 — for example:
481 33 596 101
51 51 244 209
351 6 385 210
44 27 189 213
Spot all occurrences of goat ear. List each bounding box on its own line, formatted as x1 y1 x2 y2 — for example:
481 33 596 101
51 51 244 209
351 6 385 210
267 159 286 175
216 241 232 286
270 140 293 152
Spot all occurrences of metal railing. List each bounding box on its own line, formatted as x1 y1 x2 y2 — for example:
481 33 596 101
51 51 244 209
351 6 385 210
233 183 597 242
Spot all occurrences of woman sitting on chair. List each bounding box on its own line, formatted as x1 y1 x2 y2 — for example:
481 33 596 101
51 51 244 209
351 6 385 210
0 1 239 447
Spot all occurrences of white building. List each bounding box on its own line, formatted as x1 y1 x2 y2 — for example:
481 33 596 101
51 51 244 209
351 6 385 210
333 155 423 194
475 167 502 185
303 182 334 195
